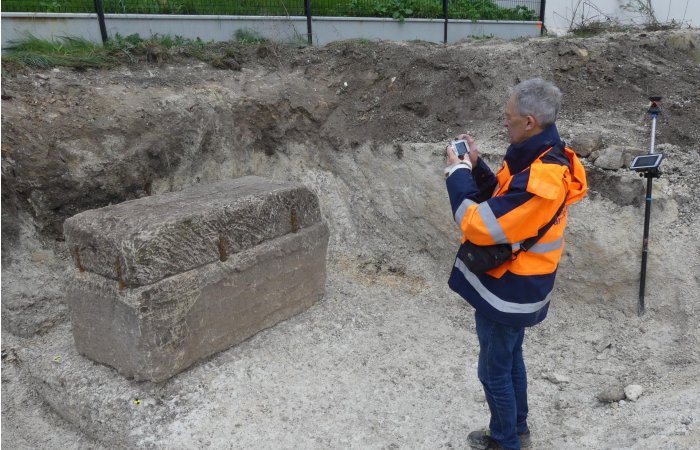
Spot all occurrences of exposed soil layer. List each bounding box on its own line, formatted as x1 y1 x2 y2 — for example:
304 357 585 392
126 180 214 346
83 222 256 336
2 30 699 449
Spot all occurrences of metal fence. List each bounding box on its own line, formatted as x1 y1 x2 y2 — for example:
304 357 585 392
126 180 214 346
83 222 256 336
2 0 544 45
2 0 542 21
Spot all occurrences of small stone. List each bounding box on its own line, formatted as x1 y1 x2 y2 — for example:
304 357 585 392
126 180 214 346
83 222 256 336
473 391 486 403
597 386 626 403
594 146 625 170
656 143 679 152
570 132 603 157
554 398 572 410
211 57 241 71
594 340 612 353
543 372 571 384
624 384 643 401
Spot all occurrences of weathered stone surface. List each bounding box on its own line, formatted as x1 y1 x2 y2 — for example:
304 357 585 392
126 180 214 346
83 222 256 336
624 384 644 401
570 132 603 157
594 146 626 170
593 145 647 170
63 176 321 287
585 167 645 207
597 385 626 403
542 372 571 384
63 177 329 382
66 221 328 382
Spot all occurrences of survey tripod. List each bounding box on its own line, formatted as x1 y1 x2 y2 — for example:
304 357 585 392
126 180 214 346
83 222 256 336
631 97 665 316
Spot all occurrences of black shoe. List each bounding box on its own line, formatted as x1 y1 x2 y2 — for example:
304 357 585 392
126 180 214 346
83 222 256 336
467 428 532 449
519 430 531 449
467 429 501 450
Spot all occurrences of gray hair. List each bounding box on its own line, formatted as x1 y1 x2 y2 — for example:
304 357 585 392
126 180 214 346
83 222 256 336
511 78 562 126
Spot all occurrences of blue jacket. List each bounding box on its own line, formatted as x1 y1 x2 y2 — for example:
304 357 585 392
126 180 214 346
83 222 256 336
445 125 587 327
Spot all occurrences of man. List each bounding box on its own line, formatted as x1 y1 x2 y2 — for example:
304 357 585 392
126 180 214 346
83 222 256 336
443 79 587 450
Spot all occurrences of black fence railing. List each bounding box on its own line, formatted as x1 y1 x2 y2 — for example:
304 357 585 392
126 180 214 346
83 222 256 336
2 0 545 45
2 0 541 21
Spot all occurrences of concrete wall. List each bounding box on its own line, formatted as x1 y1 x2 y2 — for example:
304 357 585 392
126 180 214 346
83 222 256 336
0 13 542 48
545 0 698 35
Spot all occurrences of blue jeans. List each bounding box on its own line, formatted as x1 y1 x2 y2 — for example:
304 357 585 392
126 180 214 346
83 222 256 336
475 311 529 450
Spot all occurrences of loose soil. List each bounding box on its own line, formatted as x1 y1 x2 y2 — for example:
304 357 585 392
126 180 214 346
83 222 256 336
2 30 699 449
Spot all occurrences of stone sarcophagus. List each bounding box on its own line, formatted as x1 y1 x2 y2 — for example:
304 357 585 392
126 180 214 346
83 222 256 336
63 176 328 382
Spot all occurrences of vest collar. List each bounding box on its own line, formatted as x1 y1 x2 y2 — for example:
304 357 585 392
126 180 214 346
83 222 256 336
504 124 561 174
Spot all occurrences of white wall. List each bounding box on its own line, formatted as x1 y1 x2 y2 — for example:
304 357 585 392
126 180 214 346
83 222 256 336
545 0 698 35
0 13 542 48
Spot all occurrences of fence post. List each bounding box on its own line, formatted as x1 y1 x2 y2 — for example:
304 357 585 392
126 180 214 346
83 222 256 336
443 0 448 44
94 0 108 44
539 0 547 35
304 0 312 45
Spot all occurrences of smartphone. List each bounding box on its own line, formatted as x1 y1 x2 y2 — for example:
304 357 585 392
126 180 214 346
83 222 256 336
452 139 470 158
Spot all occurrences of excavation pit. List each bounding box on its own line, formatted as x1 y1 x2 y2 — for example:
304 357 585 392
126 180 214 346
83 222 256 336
2 32 700 449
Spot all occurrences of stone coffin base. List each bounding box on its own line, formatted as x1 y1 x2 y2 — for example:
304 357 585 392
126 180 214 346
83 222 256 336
66 222 329 382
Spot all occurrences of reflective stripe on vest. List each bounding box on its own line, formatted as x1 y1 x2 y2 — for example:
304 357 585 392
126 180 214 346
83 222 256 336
454 258 552 314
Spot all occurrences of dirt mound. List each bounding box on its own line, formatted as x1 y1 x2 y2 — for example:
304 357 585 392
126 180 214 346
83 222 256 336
2 30 699 449
3 32 699 242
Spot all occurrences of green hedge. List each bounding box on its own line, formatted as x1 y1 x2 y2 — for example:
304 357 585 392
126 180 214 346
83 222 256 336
1 0 538 21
